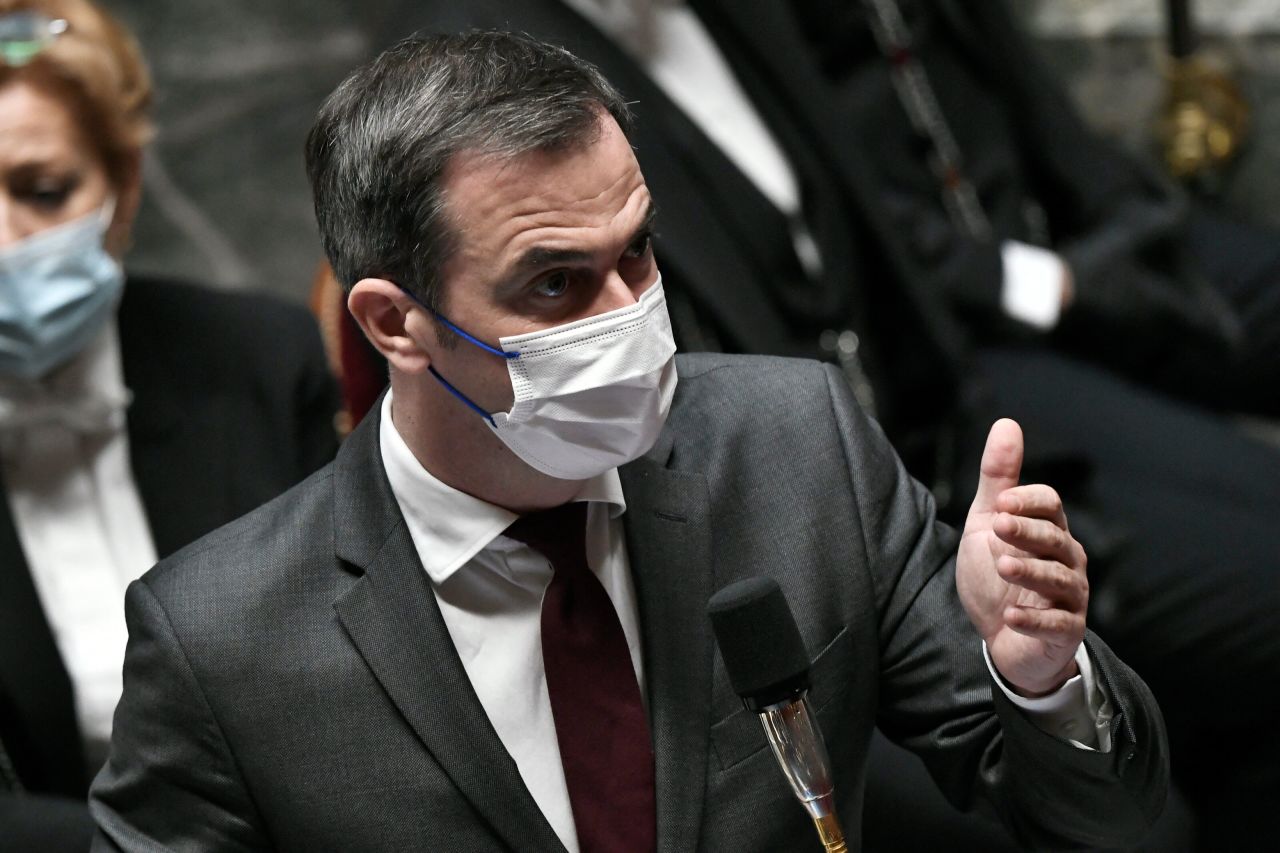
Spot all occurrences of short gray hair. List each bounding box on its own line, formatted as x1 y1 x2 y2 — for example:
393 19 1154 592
305 30 633 313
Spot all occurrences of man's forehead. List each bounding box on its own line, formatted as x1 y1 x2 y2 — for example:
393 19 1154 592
434 126 652 299
506 197 657 271
440 117 646 231
442 112 622 186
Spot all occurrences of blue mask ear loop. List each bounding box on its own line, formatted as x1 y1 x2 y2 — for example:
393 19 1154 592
396 285 521 427
427 365 499 427
431 311 521 362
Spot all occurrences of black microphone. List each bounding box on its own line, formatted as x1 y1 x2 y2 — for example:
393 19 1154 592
707 577 848 852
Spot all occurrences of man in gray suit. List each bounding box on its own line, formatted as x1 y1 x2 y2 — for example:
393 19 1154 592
90 32 1167 851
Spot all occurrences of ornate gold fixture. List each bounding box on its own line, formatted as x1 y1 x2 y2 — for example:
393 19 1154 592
1157 55 1250 182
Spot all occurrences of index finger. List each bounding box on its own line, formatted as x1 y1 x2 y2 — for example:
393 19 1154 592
996 484 1068 529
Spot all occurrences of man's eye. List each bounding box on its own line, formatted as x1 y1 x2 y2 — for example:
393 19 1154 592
623 233 652 259
533 272 570 298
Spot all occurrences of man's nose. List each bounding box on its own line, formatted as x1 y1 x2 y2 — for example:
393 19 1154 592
593 269 654 314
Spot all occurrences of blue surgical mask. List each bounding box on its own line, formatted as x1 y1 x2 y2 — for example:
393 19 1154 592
0 201 124 380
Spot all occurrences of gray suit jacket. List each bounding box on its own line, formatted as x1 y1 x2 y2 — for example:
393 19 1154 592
90 354 1167 851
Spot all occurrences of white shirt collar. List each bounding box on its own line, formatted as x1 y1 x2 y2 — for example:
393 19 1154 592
378 390 627 585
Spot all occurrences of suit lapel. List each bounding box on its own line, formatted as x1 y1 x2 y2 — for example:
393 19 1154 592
620 436 714 853
330 403 565 852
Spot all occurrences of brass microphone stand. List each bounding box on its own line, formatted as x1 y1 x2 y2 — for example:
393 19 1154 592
756 696 848 852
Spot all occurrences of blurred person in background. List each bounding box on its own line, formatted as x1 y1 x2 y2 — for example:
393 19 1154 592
362 1 1280 849
0 1 339 849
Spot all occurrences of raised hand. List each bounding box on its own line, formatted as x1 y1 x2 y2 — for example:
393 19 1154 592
956 419 1089 696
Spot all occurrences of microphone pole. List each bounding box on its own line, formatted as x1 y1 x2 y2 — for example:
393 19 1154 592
708 577 848 853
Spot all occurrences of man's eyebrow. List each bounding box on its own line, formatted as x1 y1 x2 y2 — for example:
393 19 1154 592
509 200 659 275
632 199 658 242
513 246 593 273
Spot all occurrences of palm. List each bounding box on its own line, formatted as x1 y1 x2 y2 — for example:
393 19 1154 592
956 420 1087 695
958 516 1059 683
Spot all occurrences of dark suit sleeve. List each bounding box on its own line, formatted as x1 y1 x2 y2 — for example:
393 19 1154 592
90 581 266 851
818 364 1169 848
954 0 1242 365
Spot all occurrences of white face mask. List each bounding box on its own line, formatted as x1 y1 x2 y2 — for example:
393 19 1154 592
424 277 678 480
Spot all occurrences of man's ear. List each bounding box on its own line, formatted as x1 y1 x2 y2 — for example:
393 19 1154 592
348 278 431 375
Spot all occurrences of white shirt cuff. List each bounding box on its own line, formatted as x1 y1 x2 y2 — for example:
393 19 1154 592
983 642 1114 753
1000 240 1067 330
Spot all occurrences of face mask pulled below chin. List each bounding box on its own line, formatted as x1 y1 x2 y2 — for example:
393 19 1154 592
0 202 124 380
432 278 678 480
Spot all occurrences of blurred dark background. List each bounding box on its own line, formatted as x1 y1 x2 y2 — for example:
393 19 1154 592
103 0 1280 304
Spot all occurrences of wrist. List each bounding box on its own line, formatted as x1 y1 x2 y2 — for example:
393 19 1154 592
1008 658 1080 699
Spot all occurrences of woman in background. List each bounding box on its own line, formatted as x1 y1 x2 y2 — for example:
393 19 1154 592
0 1 339 847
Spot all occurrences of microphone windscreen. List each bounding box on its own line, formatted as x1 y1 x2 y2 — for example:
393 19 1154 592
707 577 810 707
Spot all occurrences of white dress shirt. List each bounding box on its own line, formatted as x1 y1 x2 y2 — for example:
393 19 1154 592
0 321 158 771
563 0 1064 323
379 390 644 853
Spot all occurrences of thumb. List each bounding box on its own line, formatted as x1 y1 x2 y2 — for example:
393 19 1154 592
971 418 1024 514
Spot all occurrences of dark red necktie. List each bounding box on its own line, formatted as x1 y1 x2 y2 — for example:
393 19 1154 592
504 502 656 853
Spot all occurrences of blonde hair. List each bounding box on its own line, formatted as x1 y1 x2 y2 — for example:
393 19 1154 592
0 0 153 183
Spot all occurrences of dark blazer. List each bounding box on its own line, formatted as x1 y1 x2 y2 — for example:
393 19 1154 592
0 277 339 805
89 354 1168 851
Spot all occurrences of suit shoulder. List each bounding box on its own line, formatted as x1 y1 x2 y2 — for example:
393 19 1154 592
667 351 897 470
141 463 337 610
673 353 841 409
665 353 876 470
